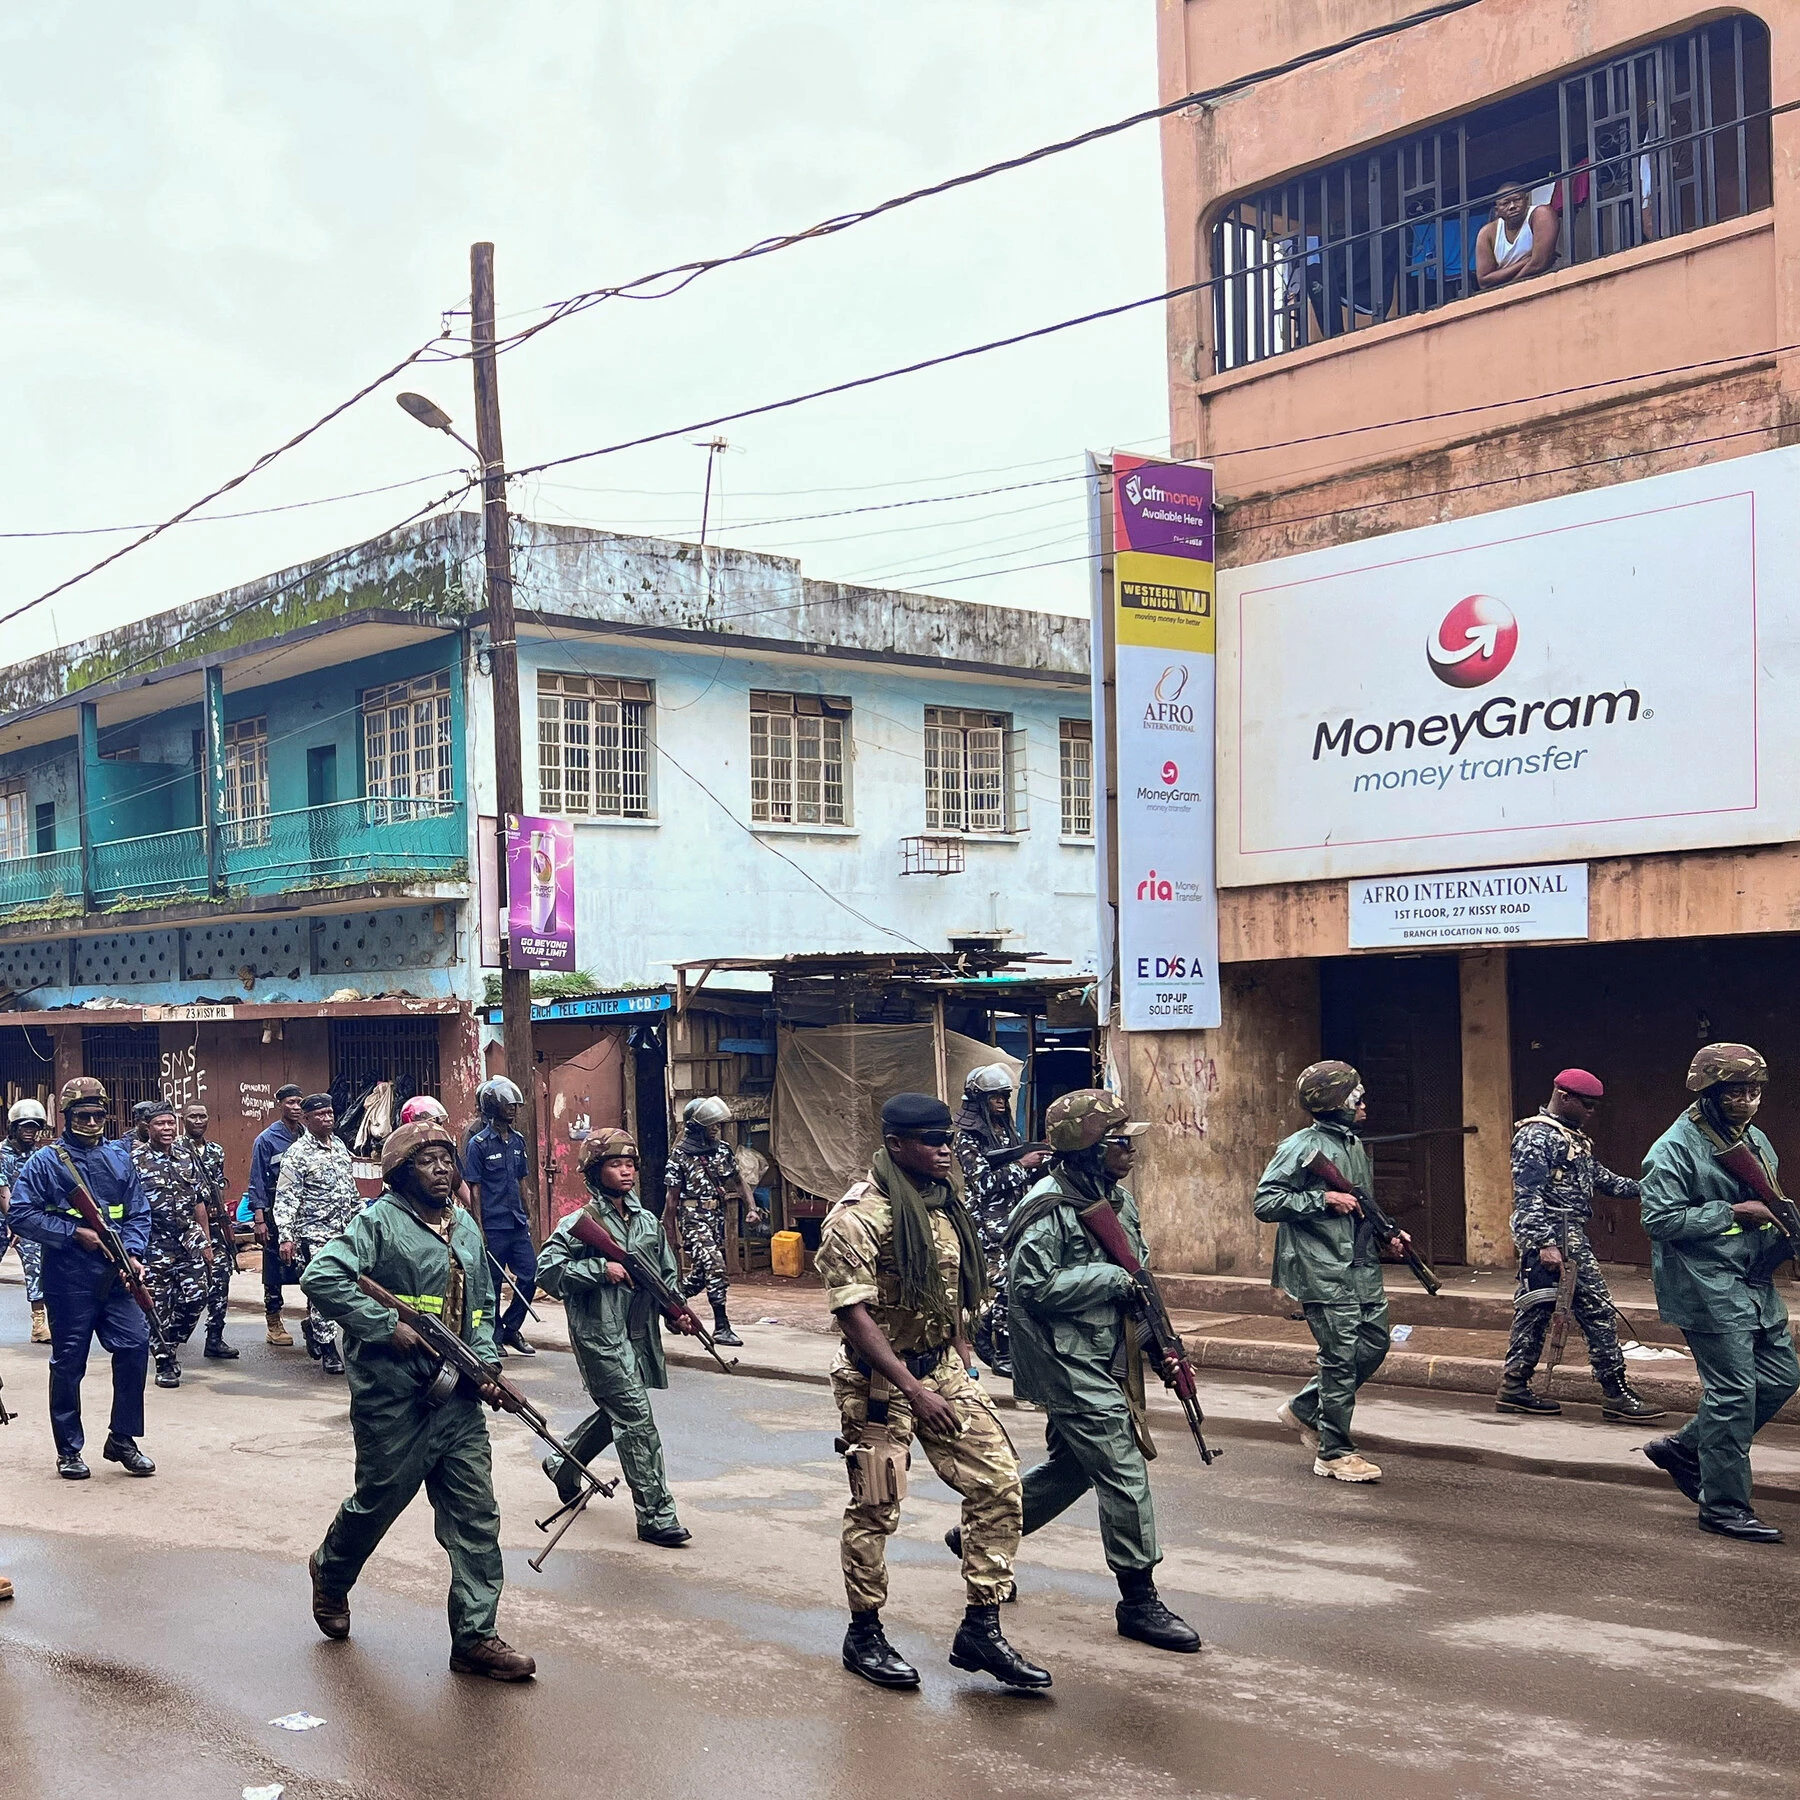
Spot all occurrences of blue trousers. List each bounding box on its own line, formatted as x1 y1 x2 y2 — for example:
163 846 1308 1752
483 1218 538 1338
41 1253 149 1454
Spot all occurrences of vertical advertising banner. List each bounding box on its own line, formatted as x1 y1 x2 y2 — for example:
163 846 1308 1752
505 813 576 971
1112 454 1220 1030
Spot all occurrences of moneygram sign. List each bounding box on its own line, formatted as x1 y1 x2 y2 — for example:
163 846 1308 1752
1110 454 1220 1030
1216 452 1796 887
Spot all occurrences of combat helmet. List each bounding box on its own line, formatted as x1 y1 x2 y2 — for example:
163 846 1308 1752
1297 1060 1361 1114
963 1063 1015 1096
59 1075 108 1109
7 1098 47 1128
380 1120 457 1181
1686 1042 1767 1093
1044 1089 1149 1153
683 1096 732 1127
579 1127 640 1172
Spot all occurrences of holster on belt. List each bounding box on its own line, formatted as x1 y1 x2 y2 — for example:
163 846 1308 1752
836 1373 910 1505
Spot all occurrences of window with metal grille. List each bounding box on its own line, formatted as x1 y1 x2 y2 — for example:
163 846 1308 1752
750 691 849 825
221 716 271 845
537 672 652 818
80 1025 162 1138
328 1017 441 1105
0 786 27 862
1210 16 1771 372
924 706 1012 834
363 673 454 804
1059 719 1093 838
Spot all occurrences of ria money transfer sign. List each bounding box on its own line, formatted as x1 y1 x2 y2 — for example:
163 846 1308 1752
505 813 576 971
1216 449 1800 886
1112 454 1220 1030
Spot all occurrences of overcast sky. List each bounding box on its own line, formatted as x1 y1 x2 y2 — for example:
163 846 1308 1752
0 1 1166 664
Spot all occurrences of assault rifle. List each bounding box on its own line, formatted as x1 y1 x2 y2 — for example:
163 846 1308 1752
356 1274 619 1571
981 1140 1052 1171
1714 1141 1800 1285
1075 1198 1218 1466
1305 1151 1441 1296
52 1145 173 1357
567 1210 739 1376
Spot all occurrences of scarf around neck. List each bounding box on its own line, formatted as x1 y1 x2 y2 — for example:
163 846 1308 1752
870 1146 985 1337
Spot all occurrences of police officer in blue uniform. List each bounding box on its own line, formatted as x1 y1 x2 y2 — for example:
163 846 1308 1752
9 1076 157 1480
248 1083 305 1347
462 1077 538 1356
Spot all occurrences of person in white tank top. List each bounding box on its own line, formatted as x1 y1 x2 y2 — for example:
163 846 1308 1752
1476 182 1560 290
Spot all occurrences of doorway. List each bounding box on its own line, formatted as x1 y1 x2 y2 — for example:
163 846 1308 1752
1321 953 1467 1266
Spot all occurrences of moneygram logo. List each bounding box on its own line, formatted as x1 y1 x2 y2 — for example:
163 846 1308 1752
1427 594 1518 689
1142 664 1196 732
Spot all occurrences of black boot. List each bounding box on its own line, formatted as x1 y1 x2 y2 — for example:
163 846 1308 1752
1599 1373 1665 1421
1115 1568 1202 1653
203 1328 239 1361
304 1316 325 1361
842 1610 920 1689
1643 1435 1703 1503
710 1303 743 1349
949 1605 1051 1689
319 1331 344 1376
154 1355 181 1390
1699 1506 1784 1543
103 1435 156 1476
1495 1371 1560 1415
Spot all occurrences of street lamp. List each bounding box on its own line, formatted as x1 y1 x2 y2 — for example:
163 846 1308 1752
397 391 480 462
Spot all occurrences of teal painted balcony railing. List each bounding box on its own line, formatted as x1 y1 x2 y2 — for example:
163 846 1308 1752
220 797 465 895
0 798 466 919
0 847 84 917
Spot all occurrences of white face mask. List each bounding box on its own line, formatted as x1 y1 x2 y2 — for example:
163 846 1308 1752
1346 1085 1365 1113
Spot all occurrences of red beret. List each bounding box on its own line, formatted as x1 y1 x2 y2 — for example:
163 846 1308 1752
1553 1068 1604 1099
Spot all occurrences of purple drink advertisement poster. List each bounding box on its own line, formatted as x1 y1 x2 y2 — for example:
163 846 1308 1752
505 813 575 971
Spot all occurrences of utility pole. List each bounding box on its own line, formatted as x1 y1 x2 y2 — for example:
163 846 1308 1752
696 435 728 613
469 241 542 1229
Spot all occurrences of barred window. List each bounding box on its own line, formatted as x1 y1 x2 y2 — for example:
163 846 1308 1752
750 691 849 825
924 706 1011 834
221 716 271 844
1060 719 1093 837
363 672 454 804
538 672 653 819
0 785 26 862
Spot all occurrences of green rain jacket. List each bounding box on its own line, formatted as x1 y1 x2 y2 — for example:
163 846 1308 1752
1007 1167 1143 1412
1640 1106 1791 1334
1253 1121 1385 1305
300 1193 499 1408
536 1187 678 1390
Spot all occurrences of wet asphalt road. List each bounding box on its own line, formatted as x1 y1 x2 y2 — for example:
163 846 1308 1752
1 1306 1794 1800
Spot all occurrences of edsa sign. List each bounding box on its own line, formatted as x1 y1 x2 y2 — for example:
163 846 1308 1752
1216 449 1800 887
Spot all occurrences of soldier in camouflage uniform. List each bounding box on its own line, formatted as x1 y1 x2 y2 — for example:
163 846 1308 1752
664 1096 756 1348
817 1090 1051 1694
954 1063 1046 1378
132 1099 211 1389
179 1103 239 1363
0 1098 51 1344
1498 1068 1661 1421
274 1093 366 1376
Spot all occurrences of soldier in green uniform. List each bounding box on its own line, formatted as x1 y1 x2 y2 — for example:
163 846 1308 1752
300 1120 535 1680
1639 1043 1798 1543
817 1091 1051 1693
536 1127 692 1548
988 1088 1200 1652
1255 1059 1412 1483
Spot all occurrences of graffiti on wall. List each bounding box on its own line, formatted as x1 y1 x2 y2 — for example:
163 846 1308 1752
1137 1043 1220 1140
159 1042 208 1111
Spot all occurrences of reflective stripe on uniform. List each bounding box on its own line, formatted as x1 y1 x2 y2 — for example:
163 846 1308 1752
393 1292 444 1315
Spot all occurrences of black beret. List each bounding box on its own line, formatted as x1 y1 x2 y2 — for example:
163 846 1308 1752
134 1099 175 1122
881 1091 953 1133
276 1083 303 1101
300 1093 335 1114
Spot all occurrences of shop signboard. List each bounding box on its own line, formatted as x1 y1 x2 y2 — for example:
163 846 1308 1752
1348 861 1588 949
1110 454 1220 1030
1219 449 1800 886
504 813 575 971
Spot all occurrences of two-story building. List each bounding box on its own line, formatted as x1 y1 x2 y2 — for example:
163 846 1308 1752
0 511 1096 1205
1127 1 1799 1274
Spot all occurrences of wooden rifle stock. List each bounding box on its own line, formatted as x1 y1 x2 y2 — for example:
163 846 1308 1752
566 1210 737 1374
1714 1141 1800 1282
1305 1151 1441 1296
1074 1198 1218 1466
52 1145 173 1356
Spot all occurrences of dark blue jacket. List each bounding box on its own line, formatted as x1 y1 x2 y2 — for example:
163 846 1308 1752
247 1118 301 1215
463 1123 530 1231
11 1134 151 1261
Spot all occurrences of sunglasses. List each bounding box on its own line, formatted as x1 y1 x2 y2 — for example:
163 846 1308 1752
901 1130 955 1148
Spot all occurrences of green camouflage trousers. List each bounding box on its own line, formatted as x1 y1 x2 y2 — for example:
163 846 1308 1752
831 1350 1021 1610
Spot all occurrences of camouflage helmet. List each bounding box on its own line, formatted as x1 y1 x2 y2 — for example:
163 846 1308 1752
380 1120 457 1180
578 1127 640 1171
1297 1060 1362 1114
59 1075 108 1109
1686 1042 1768 1093
1044 1089 1149 1153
